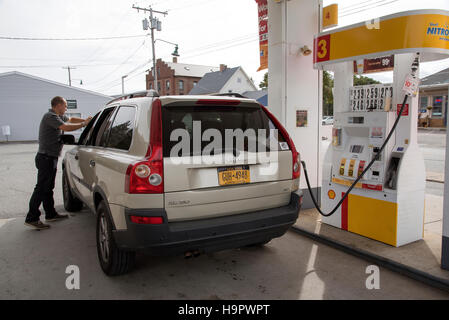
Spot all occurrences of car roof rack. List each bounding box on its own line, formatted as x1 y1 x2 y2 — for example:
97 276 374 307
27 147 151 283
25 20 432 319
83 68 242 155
209 92 245 98
107 90 159 105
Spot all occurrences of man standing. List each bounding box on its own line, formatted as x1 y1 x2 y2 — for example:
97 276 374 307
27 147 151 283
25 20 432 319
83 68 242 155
25 96 92 230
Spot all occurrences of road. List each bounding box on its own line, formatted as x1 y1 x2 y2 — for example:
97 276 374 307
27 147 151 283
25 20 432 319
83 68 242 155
0 137 448 299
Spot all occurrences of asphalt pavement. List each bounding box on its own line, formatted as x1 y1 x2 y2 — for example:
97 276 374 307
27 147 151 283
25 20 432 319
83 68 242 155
0 137 448 299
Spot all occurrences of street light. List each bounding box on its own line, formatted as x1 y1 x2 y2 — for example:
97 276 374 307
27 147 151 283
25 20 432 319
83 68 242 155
155 39 180 57
121 75 128 94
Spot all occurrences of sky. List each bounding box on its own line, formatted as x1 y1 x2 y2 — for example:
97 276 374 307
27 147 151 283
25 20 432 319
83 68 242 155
0 0 448 96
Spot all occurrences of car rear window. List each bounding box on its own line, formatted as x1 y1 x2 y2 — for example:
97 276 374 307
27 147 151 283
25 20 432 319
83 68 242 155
162 105 288 157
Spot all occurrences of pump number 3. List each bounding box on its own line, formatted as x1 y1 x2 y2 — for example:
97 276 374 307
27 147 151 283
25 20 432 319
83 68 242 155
315 35 331 62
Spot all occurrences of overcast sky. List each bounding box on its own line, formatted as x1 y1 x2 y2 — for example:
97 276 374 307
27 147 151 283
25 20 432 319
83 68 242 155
0 0 448 96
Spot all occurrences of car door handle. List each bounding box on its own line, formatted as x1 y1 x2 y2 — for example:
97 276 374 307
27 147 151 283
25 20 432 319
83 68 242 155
89 160 95 167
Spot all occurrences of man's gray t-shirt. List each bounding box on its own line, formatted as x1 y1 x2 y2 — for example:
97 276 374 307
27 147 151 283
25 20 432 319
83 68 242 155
38 110 69 157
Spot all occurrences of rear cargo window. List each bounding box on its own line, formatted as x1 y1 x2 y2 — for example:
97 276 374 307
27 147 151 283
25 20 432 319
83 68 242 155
162 105 287 157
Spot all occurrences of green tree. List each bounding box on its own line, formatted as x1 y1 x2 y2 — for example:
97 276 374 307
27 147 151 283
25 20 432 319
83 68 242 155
323 71 334 116
353 75 380 86
259 72 268 89
322 73 380 116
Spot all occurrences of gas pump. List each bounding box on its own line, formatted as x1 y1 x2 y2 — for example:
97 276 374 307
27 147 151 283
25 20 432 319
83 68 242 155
305 10 449 247
320 56 421 247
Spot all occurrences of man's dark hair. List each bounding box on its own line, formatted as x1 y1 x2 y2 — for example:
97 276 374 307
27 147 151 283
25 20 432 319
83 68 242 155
51 96 65 108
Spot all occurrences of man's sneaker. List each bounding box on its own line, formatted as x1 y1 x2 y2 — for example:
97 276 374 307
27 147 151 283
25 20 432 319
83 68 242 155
45 213 69 222
24 220 51 230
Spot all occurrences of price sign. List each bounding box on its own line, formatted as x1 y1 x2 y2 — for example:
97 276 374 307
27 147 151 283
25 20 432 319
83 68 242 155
350 84 393 112
402 74 419 97
397 104 409 116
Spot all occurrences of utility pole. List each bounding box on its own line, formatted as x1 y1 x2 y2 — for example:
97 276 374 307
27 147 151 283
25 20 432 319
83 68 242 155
132 5 167 91
62 66 76 86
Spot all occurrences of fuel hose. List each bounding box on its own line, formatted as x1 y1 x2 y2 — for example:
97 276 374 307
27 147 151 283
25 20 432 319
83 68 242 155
301 54 419 217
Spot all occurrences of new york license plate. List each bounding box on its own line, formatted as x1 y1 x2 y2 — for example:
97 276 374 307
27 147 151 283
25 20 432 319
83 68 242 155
218 165 250 186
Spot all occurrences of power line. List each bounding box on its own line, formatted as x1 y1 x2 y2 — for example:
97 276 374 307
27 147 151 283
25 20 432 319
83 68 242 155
167 0 221 12
181 33 257 55
338 0 380 13
340 0 399 18
92 36 259 92
0 62 137 68
92 59 152 91
0 33 257 70
78 8 136 65
0 35 147 41
86 38 148 85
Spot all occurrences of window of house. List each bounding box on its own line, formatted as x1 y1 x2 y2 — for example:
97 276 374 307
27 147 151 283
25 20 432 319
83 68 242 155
158 82 161 92
420 96 428 112
149 82 153 89
67 100 77 109
193 81 198 87
166 80 170 91
432 96 443 117
179 80 184 91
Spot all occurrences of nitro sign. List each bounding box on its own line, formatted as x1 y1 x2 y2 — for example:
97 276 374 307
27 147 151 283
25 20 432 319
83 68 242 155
256 0 268 71
427 22 449 40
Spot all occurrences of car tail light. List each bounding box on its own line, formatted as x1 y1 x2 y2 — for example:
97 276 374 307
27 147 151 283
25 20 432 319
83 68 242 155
260 104 301 180
125 99 164 194
130 216 163 225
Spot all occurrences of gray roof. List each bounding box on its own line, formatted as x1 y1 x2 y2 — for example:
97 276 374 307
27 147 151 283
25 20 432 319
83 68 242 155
0 71 112 99
166 62 218 78
188 67 240 95
420 67 449 88
242 90 267 100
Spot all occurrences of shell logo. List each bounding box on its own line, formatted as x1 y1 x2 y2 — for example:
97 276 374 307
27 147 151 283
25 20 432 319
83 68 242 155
328 190 336 200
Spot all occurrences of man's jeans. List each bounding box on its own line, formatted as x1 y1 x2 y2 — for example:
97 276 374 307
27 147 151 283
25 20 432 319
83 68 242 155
26 153 58 223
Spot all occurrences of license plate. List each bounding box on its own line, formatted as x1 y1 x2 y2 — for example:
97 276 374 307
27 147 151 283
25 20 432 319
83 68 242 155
218 165 250 186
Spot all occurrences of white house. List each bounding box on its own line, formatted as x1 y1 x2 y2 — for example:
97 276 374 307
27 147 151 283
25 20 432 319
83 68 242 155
0 71 112 142
188 65 257 95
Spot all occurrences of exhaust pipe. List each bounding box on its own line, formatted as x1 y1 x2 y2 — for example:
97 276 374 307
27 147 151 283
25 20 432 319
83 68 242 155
184 250 201 259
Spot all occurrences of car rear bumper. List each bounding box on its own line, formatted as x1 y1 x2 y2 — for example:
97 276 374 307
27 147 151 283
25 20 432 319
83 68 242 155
112 191 302 255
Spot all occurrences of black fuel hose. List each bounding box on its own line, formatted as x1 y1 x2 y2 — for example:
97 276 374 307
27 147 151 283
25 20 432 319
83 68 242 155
302 55 419 217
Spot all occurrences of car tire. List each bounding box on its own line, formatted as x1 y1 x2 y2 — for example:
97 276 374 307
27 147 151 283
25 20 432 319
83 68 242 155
96 200 135 276
62 169 83 212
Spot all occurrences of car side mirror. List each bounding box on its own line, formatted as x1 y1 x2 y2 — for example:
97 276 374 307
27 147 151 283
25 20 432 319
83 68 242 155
60 134 76 145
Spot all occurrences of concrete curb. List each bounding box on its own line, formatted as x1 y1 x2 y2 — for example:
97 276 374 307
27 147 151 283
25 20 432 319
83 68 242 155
290 226 449 293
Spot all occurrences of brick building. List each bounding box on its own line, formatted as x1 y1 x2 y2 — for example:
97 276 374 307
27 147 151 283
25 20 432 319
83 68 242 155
146 58 218 95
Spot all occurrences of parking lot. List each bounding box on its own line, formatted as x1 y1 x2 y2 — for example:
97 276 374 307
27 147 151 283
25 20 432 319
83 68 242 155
0 138 448 299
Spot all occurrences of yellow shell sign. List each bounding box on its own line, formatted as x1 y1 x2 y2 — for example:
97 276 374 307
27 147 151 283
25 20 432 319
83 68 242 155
314 10 449 68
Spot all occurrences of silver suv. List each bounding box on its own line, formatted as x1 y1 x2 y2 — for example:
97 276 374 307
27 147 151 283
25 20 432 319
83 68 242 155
62 91 302 275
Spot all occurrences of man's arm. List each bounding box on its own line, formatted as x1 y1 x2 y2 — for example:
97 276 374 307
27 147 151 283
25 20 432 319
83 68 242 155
59 117 92 132
68 117 89 124
59 122 86 132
